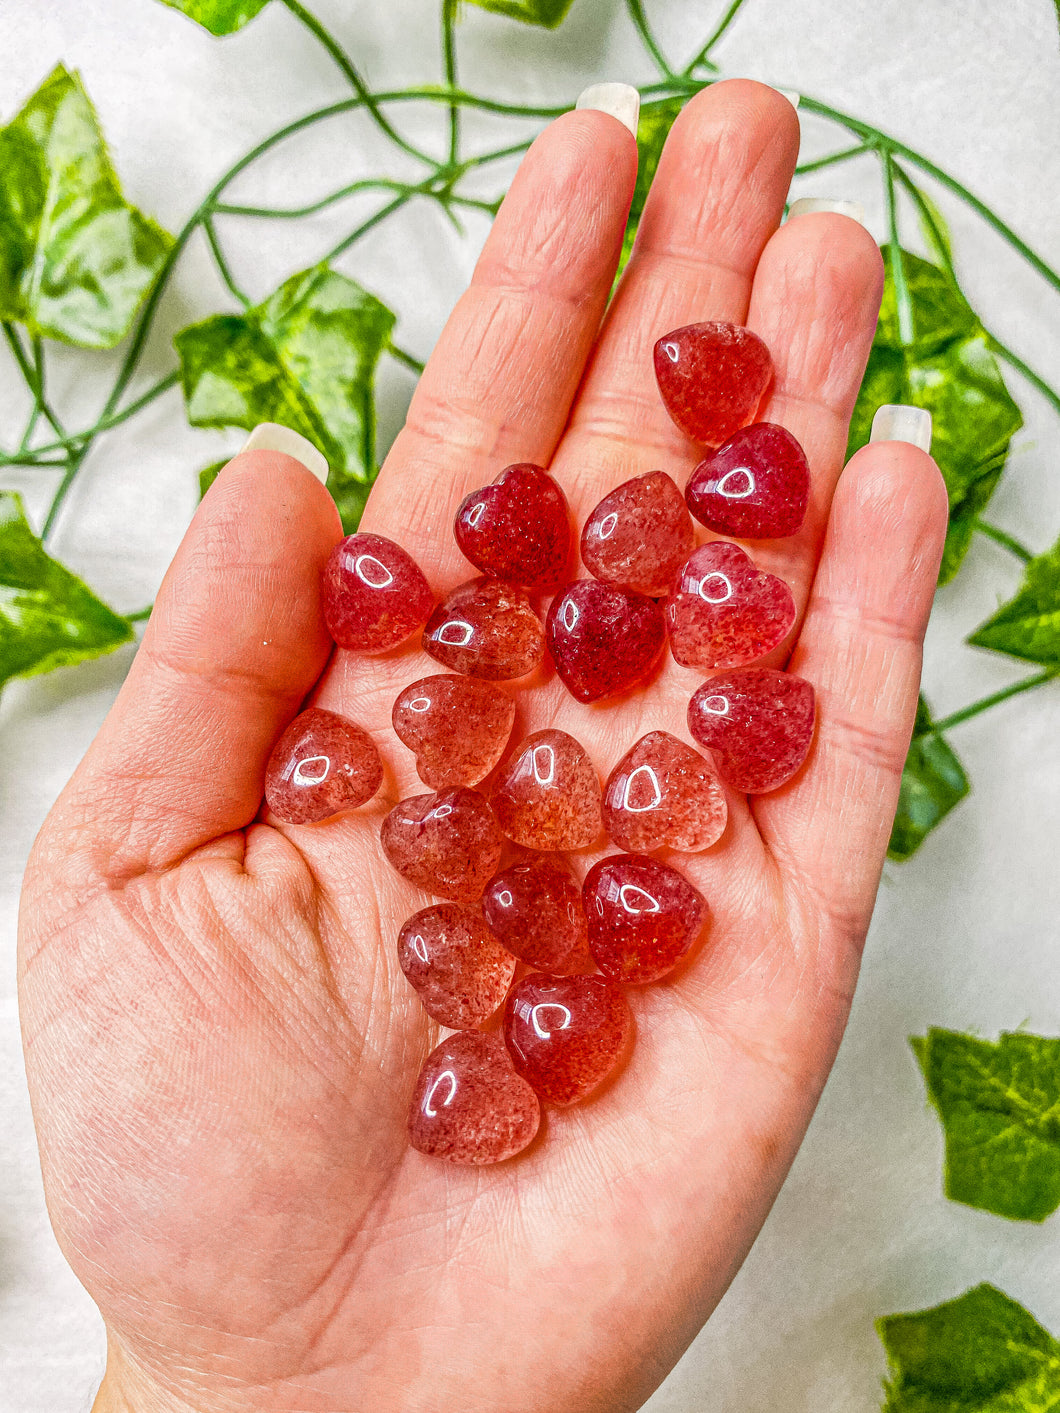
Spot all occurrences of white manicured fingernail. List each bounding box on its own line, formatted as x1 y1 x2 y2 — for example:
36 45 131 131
870 404 933 453
788 197 867 227
575 82 640 138
240 423 329 485
772 87 800 109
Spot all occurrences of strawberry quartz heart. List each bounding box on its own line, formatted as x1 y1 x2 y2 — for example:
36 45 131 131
665 541 796 670
685 422 810 539
454 463 572 591
546 579 666 703
654 322 773 447
503 973 632 1106
264 707 382 824
687 667 816 793
407 1031 540 1165
580 470 694 598
323 532 434 653
397 903 516 1029
583 853 708 985
392 675 515 788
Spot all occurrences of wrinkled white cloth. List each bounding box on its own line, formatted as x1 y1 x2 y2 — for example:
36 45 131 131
1 1 1058 1409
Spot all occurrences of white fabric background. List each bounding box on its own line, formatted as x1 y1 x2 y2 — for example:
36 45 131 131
0 1 1058 1409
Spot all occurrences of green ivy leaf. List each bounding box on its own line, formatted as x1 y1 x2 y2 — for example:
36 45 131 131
888 695 969 861
197 459 229 499
175 264 397 532
616 96 685 278
878 1284 1060 1411
465 0 576 27
967 535 1060 666
912 1028 1060 1222
0 65 172 348
155 0 272 34
0 492 132 688
847 247 1022 584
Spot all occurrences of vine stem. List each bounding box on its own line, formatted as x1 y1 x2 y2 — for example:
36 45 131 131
931 669 1059 733
974 519 1033 562
279 0 437 166
625 0 676 79
0 372 181 466
882 148 914 345
442 0 460 169
682 0 748 75
3 322 66 446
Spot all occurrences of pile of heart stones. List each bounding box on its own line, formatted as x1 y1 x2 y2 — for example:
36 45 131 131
263 321 816 1165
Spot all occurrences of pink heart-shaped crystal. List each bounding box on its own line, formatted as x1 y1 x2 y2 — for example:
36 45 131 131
603 730 727 853
583 853 708 985
264 707 382 824
483 857 589 973
392 675 515 789
665 542 795 670
546 579 665 703
580 470 694 597
454 463 572 590
408 1031 540 1165
490 729 602 851
654 322 773 447
380 788 503 902
687 667 816 793
686 422 809 539
503 973 632 1106
422 578 544 680
323 532 434 653
397 903 516 1029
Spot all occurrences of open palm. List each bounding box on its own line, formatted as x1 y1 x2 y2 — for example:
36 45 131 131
19 82 947 1413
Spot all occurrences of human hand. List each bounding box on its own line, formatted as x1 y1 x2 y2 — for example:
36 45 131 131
19 80 947 1413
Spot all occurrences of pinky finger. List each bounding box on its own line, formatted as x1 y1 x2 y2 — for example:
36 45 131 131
753 433 949 944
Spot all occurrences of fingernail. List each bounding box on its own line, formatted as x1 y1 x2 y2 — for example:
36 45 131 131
870 404 933 453
787 197 867 227
240 423 329 485
772 87 800 109
575 82 640 138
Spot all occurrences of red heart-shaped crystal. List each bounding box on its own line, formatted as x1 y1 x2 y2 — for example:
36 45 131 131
503 973 632 1106
654 322 773 447
380 788 503 902
687 667 816 793
422 578 544 680
665 542 795 670
408 1031 540 1165
483 856 590 973
323 532 434 653
265 707 382 824
581 470 694 597
546 579 665 703
397 903 516 1029
490 729 602 851
603 730 727 853
392 675 515 789
583 853 707 985
686 422 809 539
454 463 572 590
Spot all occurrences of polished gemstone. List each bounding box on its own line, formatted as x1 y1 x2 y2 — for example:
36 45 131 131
687 667 816 793
392 675 515 789
584 853 707 984
665 541 796 669
397 904 516 1029
654 322 773 447
322 532 434 653
483 858 589 973
422 578 544 680
503 973 632 1106
380 788 503 902
454 463 572 591
408 1031 540 1165
603 731 727 853
580 471 694 597
546 580 665 703
264 707 382 824
685 422 809 539
490 729 602 851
